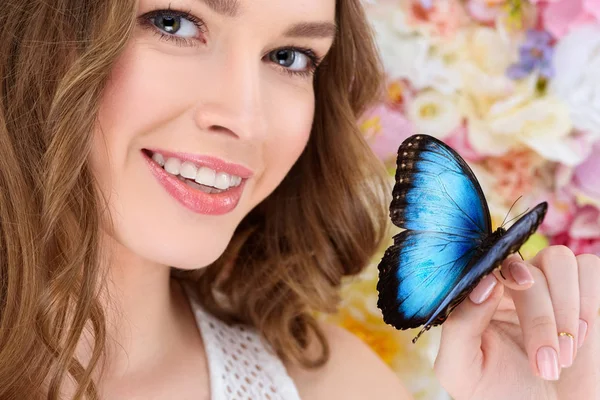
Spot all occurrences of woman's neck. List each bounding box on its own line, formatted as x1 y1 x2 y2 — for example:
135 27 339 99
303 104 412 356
79 233 194 380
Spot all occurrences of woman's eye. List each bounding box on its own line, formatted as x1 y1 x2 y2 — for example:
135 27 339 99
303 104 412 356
139 9 206 45
151 14 198 38
268 48 320 76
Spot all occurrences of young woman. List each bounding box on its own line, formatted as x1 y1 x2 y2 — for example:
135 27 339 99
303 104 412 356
0 0 598 398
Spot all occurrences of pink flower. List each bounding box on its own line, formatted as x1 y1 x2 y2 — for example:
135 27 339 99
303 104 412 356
551 232 600 256
466 0 504 23
406 0 468 37
550 206 600 256
572 139 600 204
538 189 577 236
444 125 486 163
538 189 600 256
539 0 600 39
481 148 547 203
360 104 416 163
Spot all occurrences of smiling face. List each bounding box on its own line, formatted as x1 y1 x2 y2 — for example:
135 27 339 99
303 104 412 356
91 0 336 269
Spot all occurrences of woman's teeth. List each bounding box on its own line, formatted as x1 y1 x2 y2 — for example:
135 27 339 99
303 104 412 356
151 152 243 191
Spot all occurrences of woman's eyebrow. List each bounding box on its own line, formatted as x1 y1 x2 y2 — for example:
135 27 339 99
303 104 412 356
196 0 336 39
198 0 240 17
283 22 337 39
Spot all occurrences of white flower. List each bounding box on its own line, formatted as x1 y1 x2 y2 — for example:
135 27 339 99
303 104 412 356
407 90 461 139
451 26 517 99
368 7 461 94
462 75 577 164
551 24 600 135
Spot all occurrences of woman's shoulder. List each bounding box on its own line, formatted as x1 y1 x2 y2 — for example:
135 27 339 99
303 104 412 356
286 322 413 400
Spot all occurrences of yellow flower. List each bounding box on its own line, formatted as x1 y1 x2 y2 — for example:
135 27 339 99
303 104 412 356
360 115 383 141
520 232 549 260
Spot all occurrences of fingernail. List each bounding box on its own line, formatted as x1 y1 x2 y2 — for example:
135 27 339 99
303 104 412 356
558 334 574 367
508 261 534 286
578 319 588 349
469 274 497 304
537 346 560 381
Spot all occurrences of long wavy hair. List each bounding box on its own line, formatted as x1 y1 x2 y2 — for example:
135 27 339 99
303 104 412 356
0 0 389 398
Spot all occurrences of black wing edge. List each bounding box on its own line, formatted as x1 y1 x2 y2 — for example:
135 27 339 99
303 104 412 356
376 230 429 332
390 134 493 234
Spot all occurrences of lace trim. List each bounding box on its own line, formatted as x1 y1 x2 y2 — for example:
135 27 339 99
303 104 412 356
183 284 302 400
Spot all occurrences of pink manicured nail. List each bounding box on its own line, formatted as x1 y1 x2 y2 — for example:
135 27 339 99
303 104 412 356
508 261 534 286
578 319 588 349
558 335 574 367
537 346 560 381
469 274 497 304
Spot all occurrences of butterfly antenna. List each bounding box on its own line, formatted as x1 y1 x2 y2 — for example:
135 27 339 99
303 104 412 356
504 207 531 227
500 196 523 228
518 250 524 260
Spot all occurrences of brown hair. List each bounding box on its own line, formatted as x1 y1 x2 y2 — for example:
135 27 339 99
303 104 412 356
0 0 388 398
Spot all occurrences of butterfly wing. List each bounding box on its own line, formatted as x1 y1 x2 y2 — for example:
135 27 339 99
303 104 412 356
390 134 492 236
377 229 479 331
378 135 492 332
414 201 548 340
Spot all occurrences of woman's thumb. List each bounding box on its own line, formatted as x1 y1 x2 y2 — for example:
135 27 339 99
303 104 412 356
433 274 504 396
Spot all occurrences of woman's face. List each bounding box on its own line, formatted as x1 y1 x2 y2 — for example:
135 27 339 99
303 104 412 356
92 0 336 268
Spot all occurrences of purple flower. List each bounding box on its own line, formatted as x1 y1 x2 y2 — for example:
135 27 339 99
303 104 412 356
507 30 555 80
418 0 434 10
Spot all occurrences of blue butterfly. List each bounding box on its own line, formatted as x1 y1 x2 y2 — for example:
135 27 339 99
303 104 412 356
376 134 547 343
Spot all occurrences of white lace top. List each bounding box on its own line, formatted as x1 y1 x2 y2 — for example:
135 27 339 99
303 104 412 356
183 283 302 400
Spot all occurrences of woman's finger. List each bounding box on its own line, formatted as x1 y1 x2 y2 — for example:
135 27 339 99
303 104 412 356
529 246 580 368
493 253 535 291
509 265 561 381
434 274 504 395
575 254 600 349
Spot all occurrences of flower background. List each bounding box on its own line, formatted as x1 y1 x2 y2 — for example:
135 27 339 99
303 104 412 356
327 1 600 398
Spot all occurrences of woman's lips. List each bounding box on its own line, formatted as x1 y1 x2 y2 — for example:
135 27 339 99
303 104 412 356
142 150 246 215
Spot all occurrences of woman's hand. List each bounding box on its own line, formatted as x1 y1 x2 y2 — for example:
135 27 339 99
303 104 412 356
433 245 600 400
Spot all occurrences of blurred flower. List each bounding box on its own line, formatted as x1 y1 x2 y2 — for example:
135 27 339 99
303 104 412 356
572 140 600 207
506 30 554 79
553 137 600 208
466 0 505 23
385 79 413 111
460 74 576 164
444 125 486 163
538 175 600 257
520 232 550 260
537 188 577 236
368 5 462 94
550 205 600 256
551 24 600 135
496 0 538 33
406 91 461 139
538 0 600 39
406 0 469 38
481 148 547 201
452 26 516 99
361 104 416 163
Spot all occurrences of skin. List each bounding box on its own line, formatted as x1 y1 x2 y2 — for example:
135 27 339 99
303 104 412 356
85 0 600 398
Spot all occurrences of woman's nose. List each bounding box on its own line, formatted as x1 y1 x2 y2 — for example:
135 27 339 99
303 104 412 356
193 49 267 142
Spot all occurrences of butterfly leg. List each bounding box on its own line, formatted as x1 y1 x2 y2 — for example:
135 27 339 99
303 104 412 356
498 251 525 279
497 264 507 280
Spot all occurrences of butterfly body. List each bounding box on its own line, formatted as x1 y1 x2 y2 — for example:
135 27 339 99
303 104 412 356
376 134 547 342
